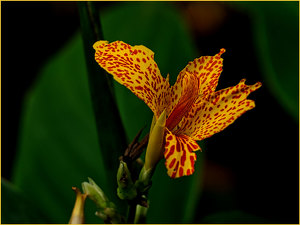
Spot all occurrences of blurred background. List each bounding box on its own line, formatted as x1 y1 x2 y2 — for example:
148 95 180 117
2 1 299 224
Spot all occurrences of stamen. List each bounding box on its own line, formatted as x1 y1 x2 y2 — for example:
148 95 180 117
166 72 199 131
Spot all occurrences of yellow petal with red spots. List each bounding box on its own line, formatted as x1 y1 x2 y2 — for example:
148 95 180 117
93 40 170 119
178 79 262 140
164 129 201 178
176 48 225 99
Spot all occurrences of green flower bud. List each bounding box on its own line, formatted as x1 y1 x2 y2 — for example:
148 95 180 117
144 109 166 170
117 160 137 200
82 177 109 209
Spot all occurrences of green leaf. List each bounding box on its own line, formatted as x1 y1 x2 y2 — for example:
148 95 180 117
1 178 50 223
12 35 108 223
232 2 299 121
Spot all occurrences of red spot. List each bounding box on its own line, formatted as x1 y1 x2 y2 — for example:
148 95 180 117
190 155 195 166
174 161 179 171
232 94 242 99
165 145 175 159
209 107 213 111
135 86 143 91
176 139 180 152
187 169 191 175
142 58 146 63
167 135 173 141
165 141 170 147
186 144 193 152
135 64 140 70
171 172 176 179
190 142 199 150
169 158 176 168
181 150 186 166
179 167 184 177
136 58 140 62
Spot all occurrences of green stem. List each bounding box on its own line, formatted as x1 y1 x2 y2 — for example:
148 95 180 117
134 205 148 224
127 202 137 223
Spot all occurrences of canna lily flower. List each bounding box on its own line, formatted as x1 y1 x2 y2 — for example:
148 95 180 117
93 41 261 178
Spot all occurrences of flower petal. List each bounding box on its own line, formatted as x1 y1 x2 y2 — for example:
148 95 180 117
93 40 170 118
178 79 262 140
179 49 225 95
167 49 225 118
166 72 199 131
164 129 201 178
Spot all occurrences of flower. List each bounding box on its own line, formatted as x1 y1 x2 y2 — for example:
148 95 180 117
93 41 261 178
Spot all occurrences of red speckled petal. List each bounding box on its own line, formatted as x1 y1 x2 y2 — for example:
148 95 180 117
168 49 225 115
164 129 201 178
178 79 262 140
166 72 199 131
93 40 170 119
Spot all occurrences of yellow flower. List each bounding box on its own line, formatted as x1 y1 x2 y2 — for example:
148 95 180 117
93 41 261 178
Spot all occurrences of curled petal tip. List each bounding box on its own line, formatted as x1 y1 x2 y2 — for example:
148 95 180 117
255 81 263 88
251 81 262 93
217 48 226 56
240 78 246 84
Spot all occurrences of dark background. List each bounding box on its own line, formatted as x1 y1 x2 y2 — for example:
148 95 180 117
2 2 299 223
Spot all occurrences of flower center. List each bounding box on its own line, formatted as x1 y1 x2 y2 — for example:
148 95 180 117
166 72 199 131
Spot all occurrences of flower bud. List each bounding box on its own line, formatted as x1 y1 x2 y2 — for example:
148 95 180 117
81 178 125 223
82 177 109 209
144 109 166 170
117 160 137 200
69 187 87 224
